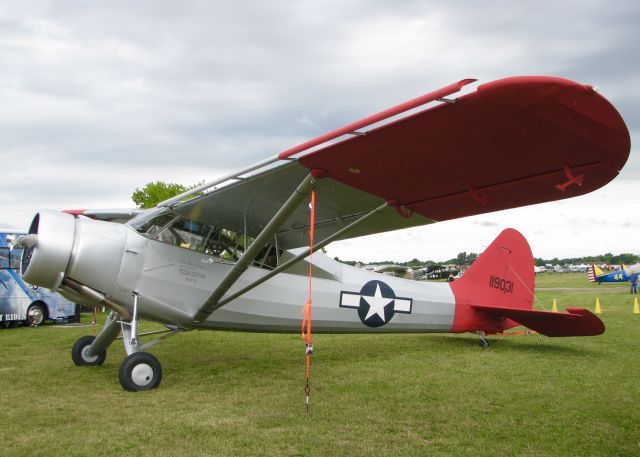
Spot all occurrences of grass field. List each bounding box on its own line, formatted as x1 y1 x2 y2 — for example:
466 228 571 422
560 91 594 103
1 273 639 456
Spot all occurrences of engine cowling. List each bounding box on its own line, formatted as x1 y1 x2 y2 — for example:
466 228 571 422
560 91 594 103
21 210 76 290
21 210 128 293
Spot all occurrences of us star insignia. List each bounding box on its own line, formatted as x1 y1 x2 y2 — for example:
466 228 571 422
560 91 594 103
339 280 413 327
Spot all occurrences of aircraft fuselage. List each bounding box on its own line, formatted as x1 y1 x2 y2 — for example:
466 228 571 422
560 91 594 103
22 210 456 333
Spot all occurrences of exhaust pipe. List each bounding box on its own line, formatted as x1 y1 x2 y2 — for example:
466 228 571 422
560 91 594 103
62 278 132 320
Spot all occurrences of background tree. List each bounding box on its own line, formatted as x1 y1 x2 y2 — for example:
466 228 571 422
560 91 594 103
455 251 478 266
132 181 203 209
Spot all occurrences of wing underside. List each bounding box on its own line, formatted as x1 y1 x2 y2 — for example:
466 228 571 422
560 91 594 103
173 161 433 249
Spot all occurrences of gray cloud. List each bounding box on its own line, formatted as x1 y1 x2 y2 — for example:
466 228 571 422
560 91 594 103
0 0 638 258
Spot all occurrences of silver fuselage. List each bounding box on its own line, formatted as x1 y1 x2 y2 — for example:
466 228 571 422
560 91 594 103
21 211 456 333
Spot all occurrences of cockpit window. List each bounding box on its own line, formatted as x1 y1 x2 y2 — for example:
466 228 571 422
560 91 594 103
128 209 280 269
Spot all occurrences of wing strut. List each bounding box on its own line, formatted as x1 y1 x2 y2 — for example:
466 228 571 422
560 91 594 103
215 201 390 308
192 173 315 323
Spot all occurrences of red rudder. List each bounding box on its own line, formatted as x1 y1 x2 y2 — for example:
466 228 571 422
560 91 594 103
450 228 535 333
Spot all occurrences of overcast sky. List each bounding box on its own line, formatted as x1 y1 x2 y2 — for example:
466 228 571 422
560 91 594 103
0 1 638 262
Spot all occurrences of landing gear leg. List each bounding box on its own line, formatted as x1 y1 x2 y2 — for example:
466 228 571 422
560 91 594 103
118 291 162 391
72 312 120 366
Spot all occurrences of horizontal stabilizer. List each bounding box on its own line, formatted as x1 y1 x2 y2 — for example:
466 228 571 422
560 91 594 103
471 304 605 337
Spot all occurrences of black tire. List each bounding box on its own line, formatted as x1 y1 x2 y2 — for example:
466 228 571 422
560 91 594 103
26 303 46 326
119 352 162 391
72 335 107 366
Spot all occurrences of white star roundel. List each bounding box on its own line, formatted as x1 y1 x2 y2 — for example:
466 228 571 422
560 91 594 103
339 280 413 327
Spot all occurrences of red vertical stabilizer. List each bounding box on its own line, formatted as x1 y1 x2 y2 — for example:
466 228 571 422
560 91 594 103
450 228 534 333
449 228 604 336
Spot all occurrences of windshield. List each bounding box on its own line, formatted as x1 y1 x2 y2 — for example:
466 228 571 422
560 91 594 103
128 209 280 268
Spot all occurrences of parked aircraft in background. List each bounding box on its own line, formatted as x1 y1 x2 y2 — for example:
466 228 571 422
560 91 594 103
363 264 416 279
589 263 640 283
534 266 547 274
362 264 460 281
625 264 640 276
18 76 630 391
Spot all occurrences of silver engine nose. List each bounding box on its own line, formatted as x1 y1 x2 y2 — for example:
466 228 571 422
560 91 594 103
21 210 76 290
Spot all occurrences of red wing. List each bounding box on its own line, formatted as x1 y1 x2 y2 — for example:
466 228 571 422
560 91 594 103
298 76 630 222
471 304 605 337
171 76 629 250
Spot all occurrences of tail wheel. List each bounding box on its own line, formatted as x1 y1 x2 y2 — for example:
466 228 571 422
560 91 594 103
72 335 107 366
26 303 46 326
119 352 162 392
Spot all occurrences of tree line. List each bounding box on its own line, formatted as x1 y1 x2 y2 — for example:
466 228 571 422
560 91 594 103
335 251 639 269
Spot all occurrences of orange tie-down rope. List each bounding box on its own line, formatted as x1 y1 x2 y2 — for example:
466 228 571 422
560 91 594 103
301 189 316 413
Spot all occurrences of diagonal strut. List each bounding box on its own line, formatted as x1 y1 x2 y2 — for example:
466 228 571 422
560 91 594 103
192 173 315 323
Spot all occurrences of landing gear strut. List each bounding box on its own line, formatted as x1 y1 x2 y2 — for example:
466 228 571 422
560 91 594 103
70 291 184 391
117 292 162 391
71 312 120 366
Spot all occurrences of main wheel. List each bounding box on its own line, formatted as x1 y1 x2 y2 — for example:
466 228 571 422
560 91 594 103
72 335 107 366
119 352 162 391
26 303 46 326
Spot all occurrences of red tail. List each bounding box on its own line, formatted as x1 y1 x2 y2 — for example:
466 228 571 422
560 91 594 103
450 229 604 337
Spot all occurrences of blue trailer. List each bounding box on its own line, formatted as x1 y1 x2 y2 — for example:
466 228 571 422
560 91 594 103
1 230 79 327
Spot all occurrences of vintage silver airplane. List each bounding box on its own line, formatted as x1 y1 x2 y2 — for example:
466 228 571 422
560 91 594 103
18 76 630 391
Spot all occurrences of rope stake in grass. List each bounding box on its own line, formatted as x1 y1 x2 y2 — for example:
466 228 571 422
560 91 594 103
301 188 316 414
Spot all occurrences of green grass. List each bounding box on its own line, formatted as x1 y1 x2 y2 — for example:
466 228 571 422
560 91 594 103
1 273 639 456
534 272 633 311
